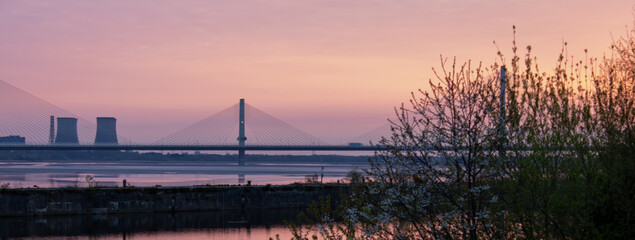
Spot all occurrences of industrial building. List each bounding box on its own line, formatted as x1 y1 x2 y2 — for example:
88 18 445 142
0 135 25 144
95 117 118 144
54 117 79 144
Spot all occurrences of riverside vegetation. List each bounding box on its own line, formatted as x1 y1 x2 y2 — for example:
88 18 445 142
283 25 634 240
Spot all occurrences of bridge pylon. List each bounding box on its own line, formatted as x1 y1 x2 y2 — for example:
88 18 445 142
237 98 246 166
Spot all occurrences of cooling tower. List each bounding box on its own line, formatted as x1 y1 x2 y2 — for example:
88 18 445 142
95 117 118 144
55 117 79 144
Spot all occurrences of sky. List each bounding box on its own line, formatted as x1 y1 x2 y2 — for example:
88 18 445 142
0 0 632 144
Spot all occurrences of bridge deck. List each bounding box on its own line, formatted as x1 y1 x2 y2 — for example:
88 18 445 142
0 144 381 151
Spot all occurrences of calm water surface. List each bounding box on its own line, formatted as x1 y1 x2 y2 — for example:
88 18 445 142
0 158 369 188
1 209 300 239
0 157 366 239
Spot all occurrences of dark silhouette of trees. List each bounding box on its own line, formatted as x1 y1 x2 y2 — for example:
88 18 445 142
288 25 634 240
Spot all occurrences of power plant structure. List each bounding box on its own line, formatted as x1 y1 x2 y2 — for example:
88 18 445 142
45 116 118 145
0 135 25 144
54 117 79 144
95 117 118 144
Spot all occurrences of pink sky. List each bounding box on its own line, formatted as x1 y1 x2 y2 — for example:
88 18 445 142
0 0 632 143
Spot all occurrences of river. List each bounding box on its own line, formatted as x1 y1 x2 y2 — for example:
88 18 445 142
1 208 300 239
0 156 370 188
0 155 369 239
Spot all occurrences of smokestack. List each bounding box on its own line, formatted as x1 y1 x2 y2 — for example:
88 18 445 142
49 116 55 144
55 117 79 144
95 117 118 144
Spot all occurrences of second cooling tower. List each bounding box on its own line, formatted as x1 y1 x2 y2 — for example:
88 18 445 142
55 117 79 144
95 117 118 144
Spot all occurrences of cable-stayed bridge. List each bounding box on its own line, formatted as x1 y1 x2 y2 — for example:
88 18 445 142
0 80 392 158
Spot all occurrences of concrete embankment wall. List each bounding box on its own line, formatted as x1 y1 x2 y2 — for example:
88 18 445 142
0 184 346 217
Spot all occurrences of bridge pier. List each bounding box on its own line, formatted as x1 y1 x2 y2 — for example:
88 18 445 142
238 149 245 166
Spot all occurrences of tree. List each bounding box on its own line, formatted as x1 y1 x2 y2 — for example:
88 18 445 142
589 27 635 238
496 35 601 239
288 25 634 240
356 57 501 239
344 167 365 184
288 57 504 240
471 25 634 239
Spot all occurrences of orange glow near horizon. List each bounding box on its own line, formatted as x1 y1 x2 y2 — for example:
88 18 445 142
0 0 632 143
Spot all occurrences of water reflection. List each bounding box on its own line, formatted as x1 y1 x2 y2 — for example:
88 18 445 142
239 174 246 184
0 208 301 239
